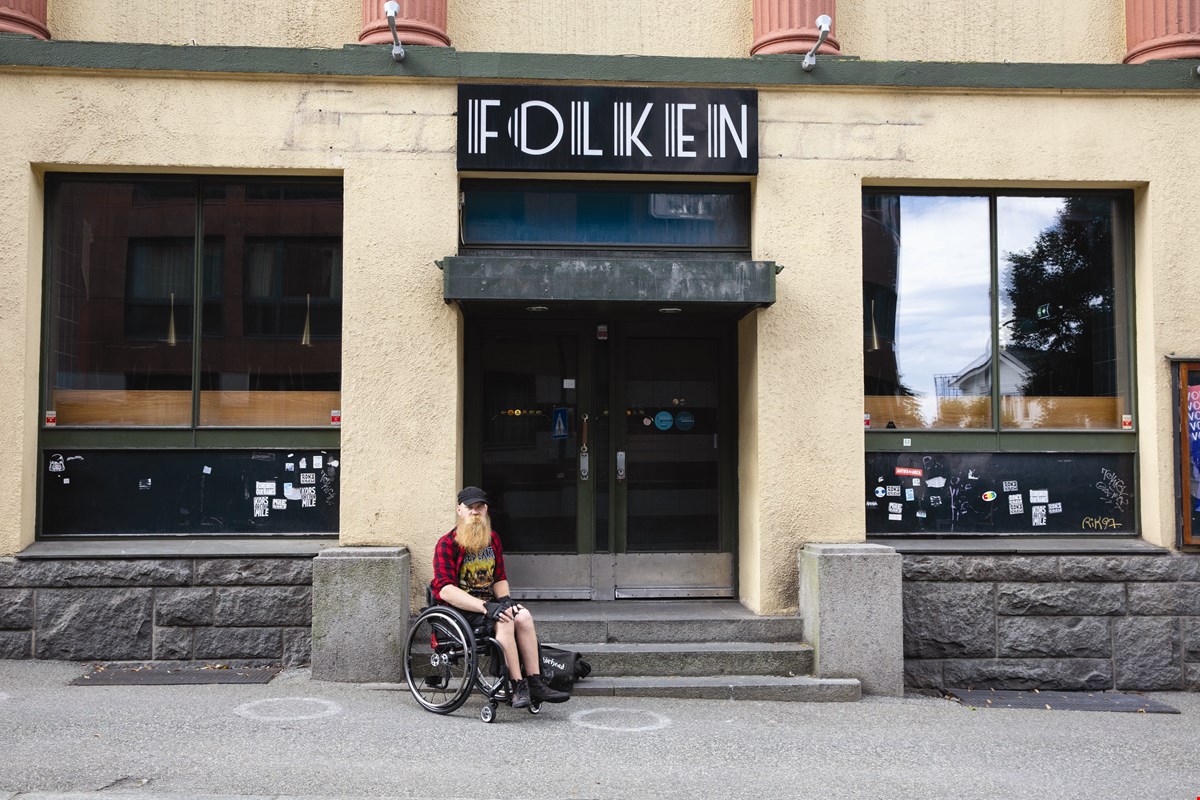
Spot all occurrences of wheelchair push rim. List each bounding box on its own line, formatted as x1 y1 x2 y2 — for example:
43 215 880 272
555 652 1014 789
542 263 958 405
403 606 478 715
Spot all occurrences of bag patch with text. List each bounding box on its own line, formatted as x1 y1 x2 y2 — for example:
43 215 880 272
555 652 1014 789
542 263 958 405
538 644 592 692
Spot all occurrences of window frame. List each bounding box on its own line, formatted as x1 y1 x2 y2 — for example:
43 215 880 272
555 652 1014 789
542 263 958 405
862 187 1137 456
39 172 343 451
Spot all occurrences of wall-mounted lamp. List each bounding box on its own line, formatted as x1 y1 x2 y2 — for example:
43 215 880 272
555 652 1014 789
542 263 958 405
802 15 833 72
384 1 406 62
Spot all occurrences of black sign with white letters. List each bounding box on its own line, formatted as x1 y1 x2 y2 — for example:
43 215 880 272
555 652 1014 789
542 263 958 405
458 84 758 175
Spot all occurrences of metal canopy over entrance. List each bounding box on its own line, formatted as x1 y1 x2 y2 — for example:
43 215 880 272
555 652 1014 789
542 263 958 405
441 255 778 311
462 309 739 600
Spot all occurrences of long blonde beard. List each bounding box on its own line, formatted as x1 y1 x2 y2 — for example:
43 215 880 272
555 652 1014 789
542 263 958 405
455 513 492 554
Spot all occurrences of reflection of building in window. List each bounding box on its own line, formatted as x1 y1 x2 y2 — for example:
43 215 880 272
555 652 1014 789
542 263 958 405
940 347 1030 398
45 176 343 427
861 195 906 398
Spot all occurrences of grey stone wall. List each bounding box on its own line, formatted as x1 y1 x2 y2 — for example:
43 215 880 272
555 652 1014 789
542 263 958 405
903 554 1200 692
0 557 313 665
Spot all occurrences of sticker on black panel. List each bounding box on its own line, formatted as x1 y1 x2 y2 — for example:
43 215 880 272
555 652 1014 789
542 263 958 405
864 452 1135 535
40 449 340 536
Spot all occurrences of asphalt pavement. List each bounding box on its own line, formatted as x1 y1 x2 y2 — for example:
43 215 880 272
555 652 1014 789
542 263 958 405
2 660 1199 800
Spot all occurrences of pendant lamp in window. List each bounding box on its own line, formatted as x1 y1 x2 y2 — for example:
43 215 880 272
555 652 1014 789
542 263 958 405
301 293 312 347
166 292 177 346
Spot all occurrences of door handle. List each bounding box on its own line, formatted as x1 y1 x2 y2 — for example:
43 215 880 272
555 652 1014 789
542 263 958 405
579 413 590 481
616 450 626 482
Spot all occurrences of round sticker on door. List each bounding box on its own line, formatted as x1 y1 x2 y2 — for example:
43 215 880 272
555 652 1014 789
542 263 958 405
675 411 695 431
654 411 674 431
874 486 887 498
982 491 997 502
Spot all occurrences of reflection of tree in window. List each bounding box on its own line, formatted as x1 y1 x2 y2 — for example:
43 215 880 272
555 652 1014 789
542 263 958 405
1002 197 1119 406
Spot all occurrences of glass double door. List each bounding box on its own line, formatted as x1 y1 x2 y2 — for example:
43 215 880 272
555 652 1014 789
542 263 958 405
465 318 735 599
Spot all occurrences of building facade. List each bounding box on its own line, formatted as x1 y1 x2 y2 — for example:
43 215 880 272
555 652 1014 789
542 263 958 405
1 0 1199 691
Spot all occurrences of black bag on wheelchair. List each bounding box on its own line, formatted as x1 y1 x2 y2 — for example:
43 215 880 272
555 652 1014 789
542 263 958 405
538 644 592 692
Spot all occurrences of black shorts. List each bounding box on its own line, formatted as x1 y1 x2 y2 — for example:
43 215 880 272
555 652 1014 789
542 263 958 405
457 610 495 638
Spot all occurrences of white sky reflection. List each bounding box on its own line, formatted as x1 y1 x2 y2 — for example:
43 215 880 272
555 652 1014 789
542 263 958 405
894 195 1063 421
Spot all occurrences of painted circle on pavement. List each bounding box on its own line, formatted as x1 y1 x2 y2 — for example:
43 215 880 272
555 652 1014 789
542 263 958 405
675 411 695 431
569 707 673 732
233 697 343 721
654 411 674 431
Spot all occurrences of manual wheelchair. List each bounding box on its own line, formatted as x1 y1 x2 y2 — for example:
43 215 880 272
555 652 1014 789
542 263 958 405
403 592 542 723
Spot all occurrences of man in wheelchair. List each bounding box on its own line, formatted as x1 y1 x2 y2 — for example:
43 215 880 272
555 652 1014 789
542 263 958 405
431 486 570 709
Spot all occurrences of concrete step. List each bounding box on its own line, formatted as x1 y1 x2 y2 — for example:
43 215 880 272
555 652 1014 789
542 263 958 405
529 600 805 644
550 641 813 678
535 616 805 645
571 675 861 702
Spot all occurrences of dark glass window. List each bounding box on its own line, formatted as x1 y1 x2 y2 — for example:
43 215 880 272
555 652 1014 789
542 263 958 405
461 180 750 250
863 191 1132 431
45 175 343 428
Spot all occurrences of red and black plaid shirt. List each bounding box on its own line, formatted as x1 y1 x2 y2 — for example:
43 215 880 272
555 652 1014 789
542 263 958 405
431 528 507 601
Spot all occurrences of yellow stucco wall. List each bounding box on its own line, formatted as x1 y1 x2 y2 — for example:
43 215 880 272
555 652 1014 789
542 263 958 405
840 0 1126 64
48 0 361 49
448 0 752 59
42 0 1126 64
1 63 1195 610
0 74 461 566
744 87 1190 612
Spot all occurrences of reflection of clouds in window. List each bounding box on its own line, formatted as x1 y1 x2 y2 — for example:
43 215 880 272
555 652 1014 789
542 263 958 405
997 196 1064 344
895 196 990 420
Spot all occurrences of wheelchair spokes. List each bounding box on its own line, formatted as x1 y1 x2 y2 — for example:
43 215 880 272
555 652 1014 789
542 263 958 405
404 608 476 714
474 636 510 701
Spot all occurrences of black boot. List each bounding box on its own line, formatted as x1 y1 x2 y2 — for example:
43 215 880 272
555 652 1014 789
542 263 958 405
528 674 570 704
511 678 531 709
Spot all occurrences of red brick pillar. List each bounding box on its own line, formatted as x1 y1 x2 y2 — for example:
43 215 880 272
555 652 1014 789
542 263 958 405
360 0 450 47
0 0 50 39
752 0 838 56
1125 0 1200 63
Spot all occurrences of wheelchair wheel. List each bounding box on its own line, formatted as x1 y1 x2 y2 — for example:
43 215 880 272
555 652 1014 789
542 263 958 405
480 702 497 723
404 606 477 715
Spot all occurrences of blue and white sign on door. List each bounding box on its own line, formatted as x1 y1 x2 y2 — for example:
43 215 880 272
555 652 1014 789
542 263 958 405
552 407 570 440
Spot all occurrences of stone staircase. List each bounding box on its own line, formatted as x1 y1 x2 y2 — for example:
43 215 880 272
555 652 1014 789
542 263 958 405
530 600 860 702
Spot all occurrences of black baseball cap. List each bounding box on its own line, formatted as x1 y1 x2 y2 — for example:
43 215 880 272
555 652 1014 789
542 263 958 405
457 486 489 506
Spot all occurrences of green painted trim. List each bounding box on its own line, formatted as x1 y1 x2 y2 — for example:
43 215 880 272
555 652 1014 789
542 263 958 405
865 430 1135 453
40 429 198 448
2 35 1200 91
40 428 340 448
193 429 341 448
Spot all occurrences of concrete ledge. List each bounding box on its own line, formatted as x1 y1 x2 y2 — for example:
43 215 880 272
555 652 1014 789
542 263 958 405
572 675 861 702
800 543 904 697
549 641 812 677
311 547 409 683
16 538 337 559
874 536 1166 555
